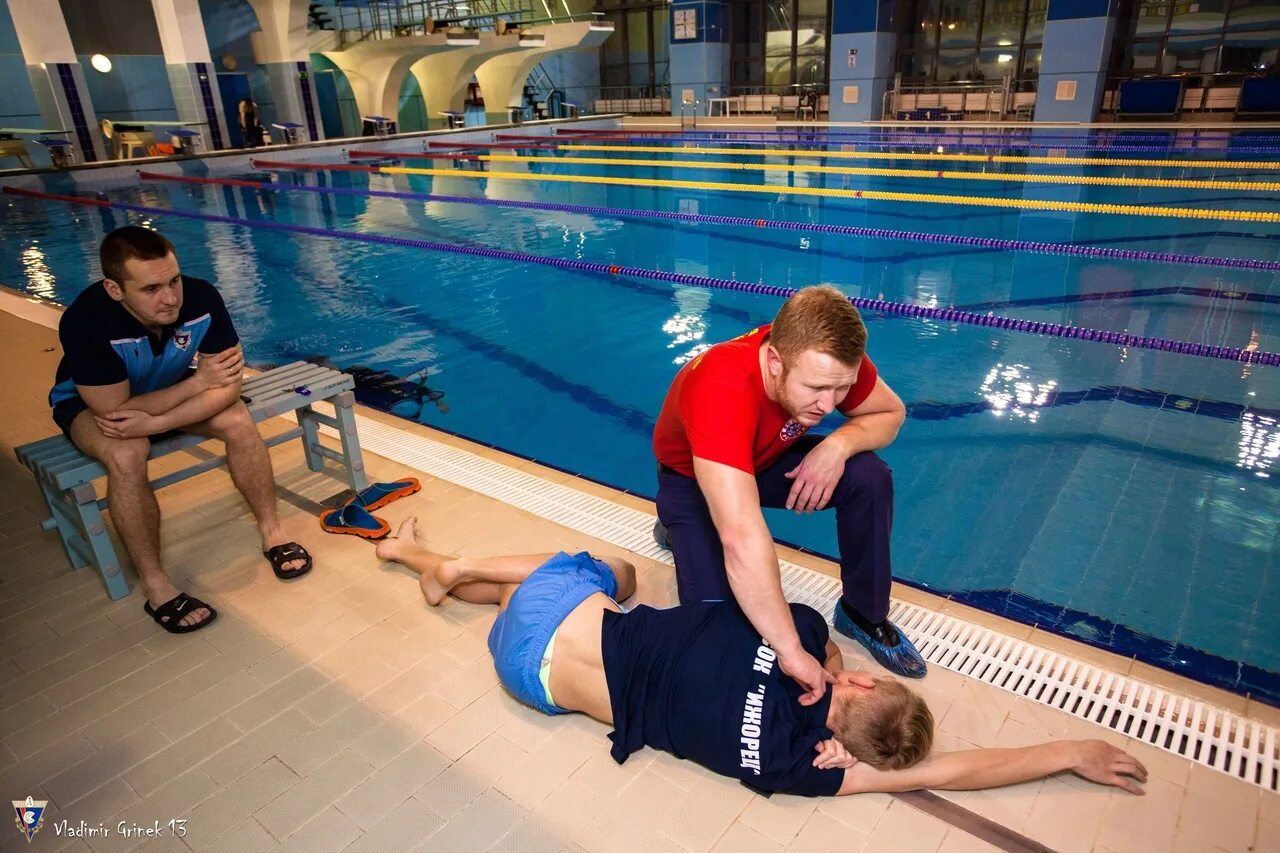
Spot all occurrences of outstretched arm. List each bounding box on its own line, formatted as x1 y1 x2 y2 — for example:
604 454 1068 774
837 740 1147 796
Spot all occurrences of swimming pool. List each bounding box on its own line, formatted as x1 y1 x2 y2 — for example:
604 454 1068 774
3 127 1279 704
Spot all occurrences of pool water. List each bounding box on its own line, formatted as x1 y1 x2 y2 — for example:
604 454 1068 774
3 130 1279 702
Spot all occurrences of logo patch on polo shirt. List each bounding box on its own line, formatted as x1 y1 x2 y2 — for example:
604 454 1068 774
173 330 192 351
779 419 807 442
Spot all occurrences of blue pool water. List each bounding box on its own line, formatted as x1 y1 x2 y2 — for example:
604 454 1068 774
3 130 1279 703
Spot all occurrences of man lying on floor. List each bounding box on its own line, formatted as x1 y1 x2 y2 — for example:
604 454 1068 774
376 518 1147 797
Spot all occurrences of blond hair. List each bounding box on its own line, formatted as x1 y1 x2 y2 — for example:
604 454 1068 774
769 285 867 367
829 678 934 770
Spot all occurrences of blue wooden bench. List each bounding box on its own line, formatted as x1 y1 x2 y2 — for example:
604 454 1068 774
14 361 369 600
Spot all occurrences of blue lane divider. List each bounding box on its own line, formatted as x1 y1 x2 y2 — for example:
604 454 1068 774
5 184 1278 367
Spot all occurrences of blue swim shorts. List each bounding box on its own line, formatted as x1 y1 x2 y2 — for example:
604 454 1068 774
487 551 618 715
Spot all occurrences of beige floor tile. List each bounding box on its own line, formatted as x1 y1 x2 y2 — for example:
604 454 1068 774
424 687 513 762
7 686 126 760
1172 765 1260 852
875 799 957 851
201 711 315 786
255 749 374 839
500 774 612 853
1254 818 1280 853
737 793 817 847
1021 783 1111 853
276 806 362 853
337 795 443 853
184 816 277 853
153 671 266 741
419 788 526 853
418 732 527 821
957 785 1035 836
436 653 501 710
937 680 1019 748
58 778 139 832
652 773 754 852
785 810 869 853
93 768 221 853
566 745 655 801
711 822 784 853
1260 789 1280 825
183 758 298 844
44 725 167 808
276 701 387 776
334 741 449 830
494 723 598 810
936 829 1003 853
1094 774 1184 853
574 767 685 853
814 789 893 832
124 718 240 797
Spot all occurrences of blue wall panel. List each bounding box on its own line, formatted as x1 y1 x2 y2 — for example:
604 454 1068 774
81 54 177 121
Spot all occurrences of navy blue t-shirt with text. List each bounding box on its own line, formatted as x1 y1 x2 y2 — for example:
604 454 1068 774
601 601 843 797
49 276 239 407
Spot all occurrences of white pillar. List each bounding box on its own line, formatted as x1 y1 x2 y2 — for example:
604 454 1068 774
151 0 232 150
7 0 107 161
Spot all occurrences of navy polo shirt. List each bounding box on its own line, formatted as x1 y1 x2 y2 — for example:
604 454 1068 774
601 601 843 797
49 276 239 408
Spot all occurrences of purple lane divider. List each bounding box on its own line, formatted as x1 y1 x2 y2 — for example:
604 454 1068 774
189 172 1280 274
7 184 1279 367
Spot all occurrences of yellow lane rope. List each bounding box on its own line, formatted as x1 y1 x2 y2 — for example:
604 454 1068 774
480 153 1280 193
380 165 1280 222
562 143 1280 172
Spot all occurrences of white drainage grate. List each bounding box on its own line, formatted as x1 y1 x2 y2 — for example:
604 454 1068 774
303 403 1280 794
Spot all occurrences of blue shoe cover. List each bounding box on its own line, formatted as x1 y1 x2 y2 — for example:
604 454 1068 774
653 520 670 550
832 603 927 679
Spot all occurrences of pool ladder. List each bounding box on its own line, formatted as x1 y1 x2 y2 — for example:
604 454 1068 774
679 98 700 130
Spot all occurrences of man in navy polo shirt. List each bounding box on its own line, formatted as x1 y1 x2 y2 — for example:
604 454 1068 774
377 517 1149 798
49 226 314 633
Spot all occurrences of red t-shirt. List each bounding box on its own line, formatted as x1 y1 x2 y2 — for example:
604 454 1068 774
652 324 879 477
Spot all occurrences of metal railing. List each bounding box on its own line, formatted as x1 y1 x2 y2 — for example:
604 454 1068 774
330 0 537 45
593 84 670 115
883 74 1020 121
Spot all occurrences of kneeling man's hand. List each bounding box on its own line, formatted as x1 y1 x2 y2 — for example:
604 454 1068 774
95 409 159 439
780 648 836 706
785 439 849 512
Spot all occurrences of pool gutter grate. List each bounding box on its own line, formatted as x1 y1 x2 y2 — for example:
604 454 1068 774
297 403 1280 795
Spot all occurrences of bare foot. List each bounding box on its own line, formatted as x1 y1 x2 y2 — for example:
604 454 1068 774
419 567 451 606
140 573 212 629
375 516 418 563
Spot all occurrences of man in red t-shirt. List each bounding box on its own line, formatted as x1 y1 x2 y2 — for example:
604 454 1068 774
652 286 925 701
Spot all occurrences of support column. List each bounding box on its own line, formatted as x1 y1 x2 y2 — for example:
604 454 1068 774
667 0 729 117
248 0 329 141
151 0 231 150
828 0 895 122
262 62 322 142
7 0 106 162
1034 0 1119 123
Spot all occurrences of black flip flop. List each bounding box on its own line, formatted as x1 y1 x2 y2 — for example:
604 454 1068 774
144 592 218 634
264 542 314 580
